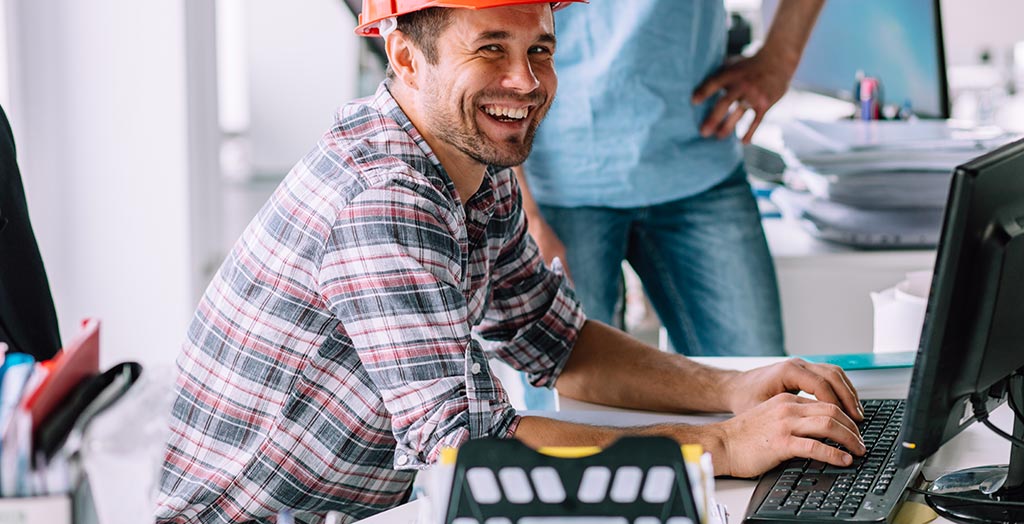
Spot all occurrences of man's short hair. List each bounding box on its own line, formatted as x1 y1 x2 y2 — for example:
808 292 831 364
385 7 454 79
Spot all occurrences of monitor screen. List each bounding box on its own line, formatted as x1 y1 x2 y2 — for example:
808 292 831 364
762 0 950 119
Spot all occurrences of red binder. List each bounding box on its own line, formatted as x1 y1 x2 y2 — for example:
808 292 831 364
20 319 101 432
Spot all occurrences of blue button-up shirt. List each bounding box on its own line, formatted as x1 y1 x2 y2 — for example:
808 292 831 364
526 0 743 208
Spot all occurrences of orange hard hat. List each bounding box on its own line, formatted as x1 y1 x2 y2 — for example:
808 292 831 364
355 0 587 37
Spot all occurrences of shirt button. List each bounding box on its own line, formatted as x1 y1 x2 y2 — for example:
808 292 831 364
396 454 409 466
471 362 482 375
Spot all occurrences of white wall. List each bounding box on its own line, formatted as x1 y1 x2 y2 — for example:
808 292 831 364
6 0 359 370
218 0 360 254
242 0 359 177
941 0 1024 67
7 0 206 369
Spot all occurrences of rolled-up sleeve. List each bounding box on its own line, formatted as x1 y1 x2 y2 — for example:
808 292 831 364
474 193 587 389
319 177 518 467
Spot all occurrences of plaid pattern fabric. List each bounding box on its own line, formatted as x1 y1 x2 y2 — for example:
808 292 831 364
155 83 585 523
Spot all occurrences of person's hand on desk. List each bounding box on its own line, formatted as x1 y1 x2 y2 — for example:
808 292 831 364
721 358 863 417
711 359 867 477
710 392 865 478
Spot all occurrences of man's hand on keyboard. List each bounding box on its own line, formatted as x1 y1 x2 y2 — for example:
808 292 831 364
710 393 867 478
719 358 864 421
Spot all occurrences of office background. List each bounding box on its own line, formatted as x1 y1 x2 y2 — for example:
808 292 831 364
1 0 1023 372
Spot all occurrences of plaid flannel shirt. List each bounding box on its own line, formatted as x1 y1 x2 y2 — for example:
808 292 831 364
155 83 585 523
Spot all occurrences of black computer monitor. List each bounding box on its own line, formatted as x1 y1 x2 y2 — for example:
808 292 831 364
762 0 950 119
894 137 1024 522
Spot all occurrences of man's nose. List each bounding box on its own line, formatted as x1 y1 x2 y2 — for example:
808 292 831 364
501 55 541 93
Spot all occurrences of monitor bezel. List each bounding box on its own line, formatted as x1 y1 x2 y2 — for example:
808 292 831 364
896 138 1024 468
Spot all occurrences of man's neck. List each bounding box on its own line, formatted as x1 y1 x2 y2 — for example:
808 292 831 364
390 85 486 205
430 146 487 206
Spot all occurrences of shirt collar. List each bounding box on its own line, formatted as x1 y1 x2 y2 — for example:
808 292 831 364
370 82 446 176
369 81 500 219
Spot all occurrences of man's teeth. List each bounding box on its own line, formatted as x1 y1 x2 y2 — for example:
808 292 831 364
483 106 529 120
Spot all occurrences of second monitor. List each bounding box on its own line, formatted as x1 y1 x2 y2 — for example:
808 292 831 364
762 0 950 119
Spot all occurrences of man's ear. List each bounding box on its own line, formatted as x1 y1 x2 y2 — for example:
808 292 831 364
385 31 419 89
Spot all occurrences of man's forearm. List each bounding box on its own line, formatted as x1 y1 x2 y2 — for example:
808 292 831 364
762 0 825 72
555 320 741 414
514 416 726 464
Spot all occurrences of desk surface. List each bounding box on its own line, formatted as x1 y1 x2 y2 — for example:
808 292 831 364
358 357 1013 524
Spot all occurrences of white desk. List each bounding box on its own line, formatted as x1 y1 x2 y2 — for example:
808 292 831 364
359 357 1013 524
763 218 935 357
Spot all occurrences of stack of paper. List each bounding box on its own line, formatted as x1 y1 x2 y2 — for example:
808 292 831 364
777 119 1017 248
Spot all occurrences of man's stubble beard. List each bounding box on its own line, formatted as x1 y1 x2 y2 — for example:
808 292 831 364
423 85 550 169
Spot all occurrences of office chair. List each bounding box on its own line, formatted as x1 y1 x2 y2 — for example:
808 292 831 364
0 104 62 360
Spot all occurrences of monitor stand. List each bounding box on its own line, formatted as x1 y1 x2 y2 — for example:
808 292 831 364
926 392 1024 523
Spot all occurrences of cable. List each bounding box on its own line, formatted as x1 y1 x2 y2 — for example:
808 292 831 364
907 486 1024 507
972 394 1024 449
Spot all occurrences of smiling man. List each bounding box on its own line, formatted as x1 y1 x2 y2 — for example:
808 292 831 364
155 2 867 522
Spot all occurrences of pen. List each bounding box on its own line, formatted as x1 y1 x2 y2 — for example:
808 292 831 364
859 77 877 121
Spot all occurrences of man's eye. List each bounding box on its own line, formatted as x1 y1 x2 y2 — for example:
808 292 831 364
480 44 502 53
530 46 553 56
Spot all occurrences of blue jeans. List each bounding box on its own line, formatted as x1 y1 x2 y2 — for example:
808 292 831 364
522 168 785 409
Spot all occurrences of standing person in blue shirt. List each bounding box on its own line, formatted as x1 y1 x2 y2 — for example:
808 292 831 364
516 0 823 407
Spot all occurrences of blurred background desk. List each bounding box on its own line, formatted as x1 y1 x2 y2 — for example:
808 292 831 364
763 219 935 356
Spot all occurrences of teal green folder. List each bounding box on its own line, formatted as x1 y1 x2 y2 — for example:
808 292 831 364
801 351 916 370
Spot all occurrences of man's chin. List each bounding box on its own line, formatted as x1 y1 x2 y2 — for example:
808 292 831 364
479 145 531 168
460 135 531 168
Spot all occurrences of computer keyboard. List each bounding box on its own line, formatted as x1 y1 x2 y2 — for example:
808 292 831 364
745 399 922 523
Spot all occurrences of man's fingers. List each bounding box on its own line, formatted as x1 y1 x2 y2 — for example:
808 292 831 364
785 360 863 421
788 437 856 468
700 91 743 137
825 364 863 420
793 404 864 451
715 102 749 139
692 73 730 105
785 361 841 406
741 112 765 144
800 361 863 421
